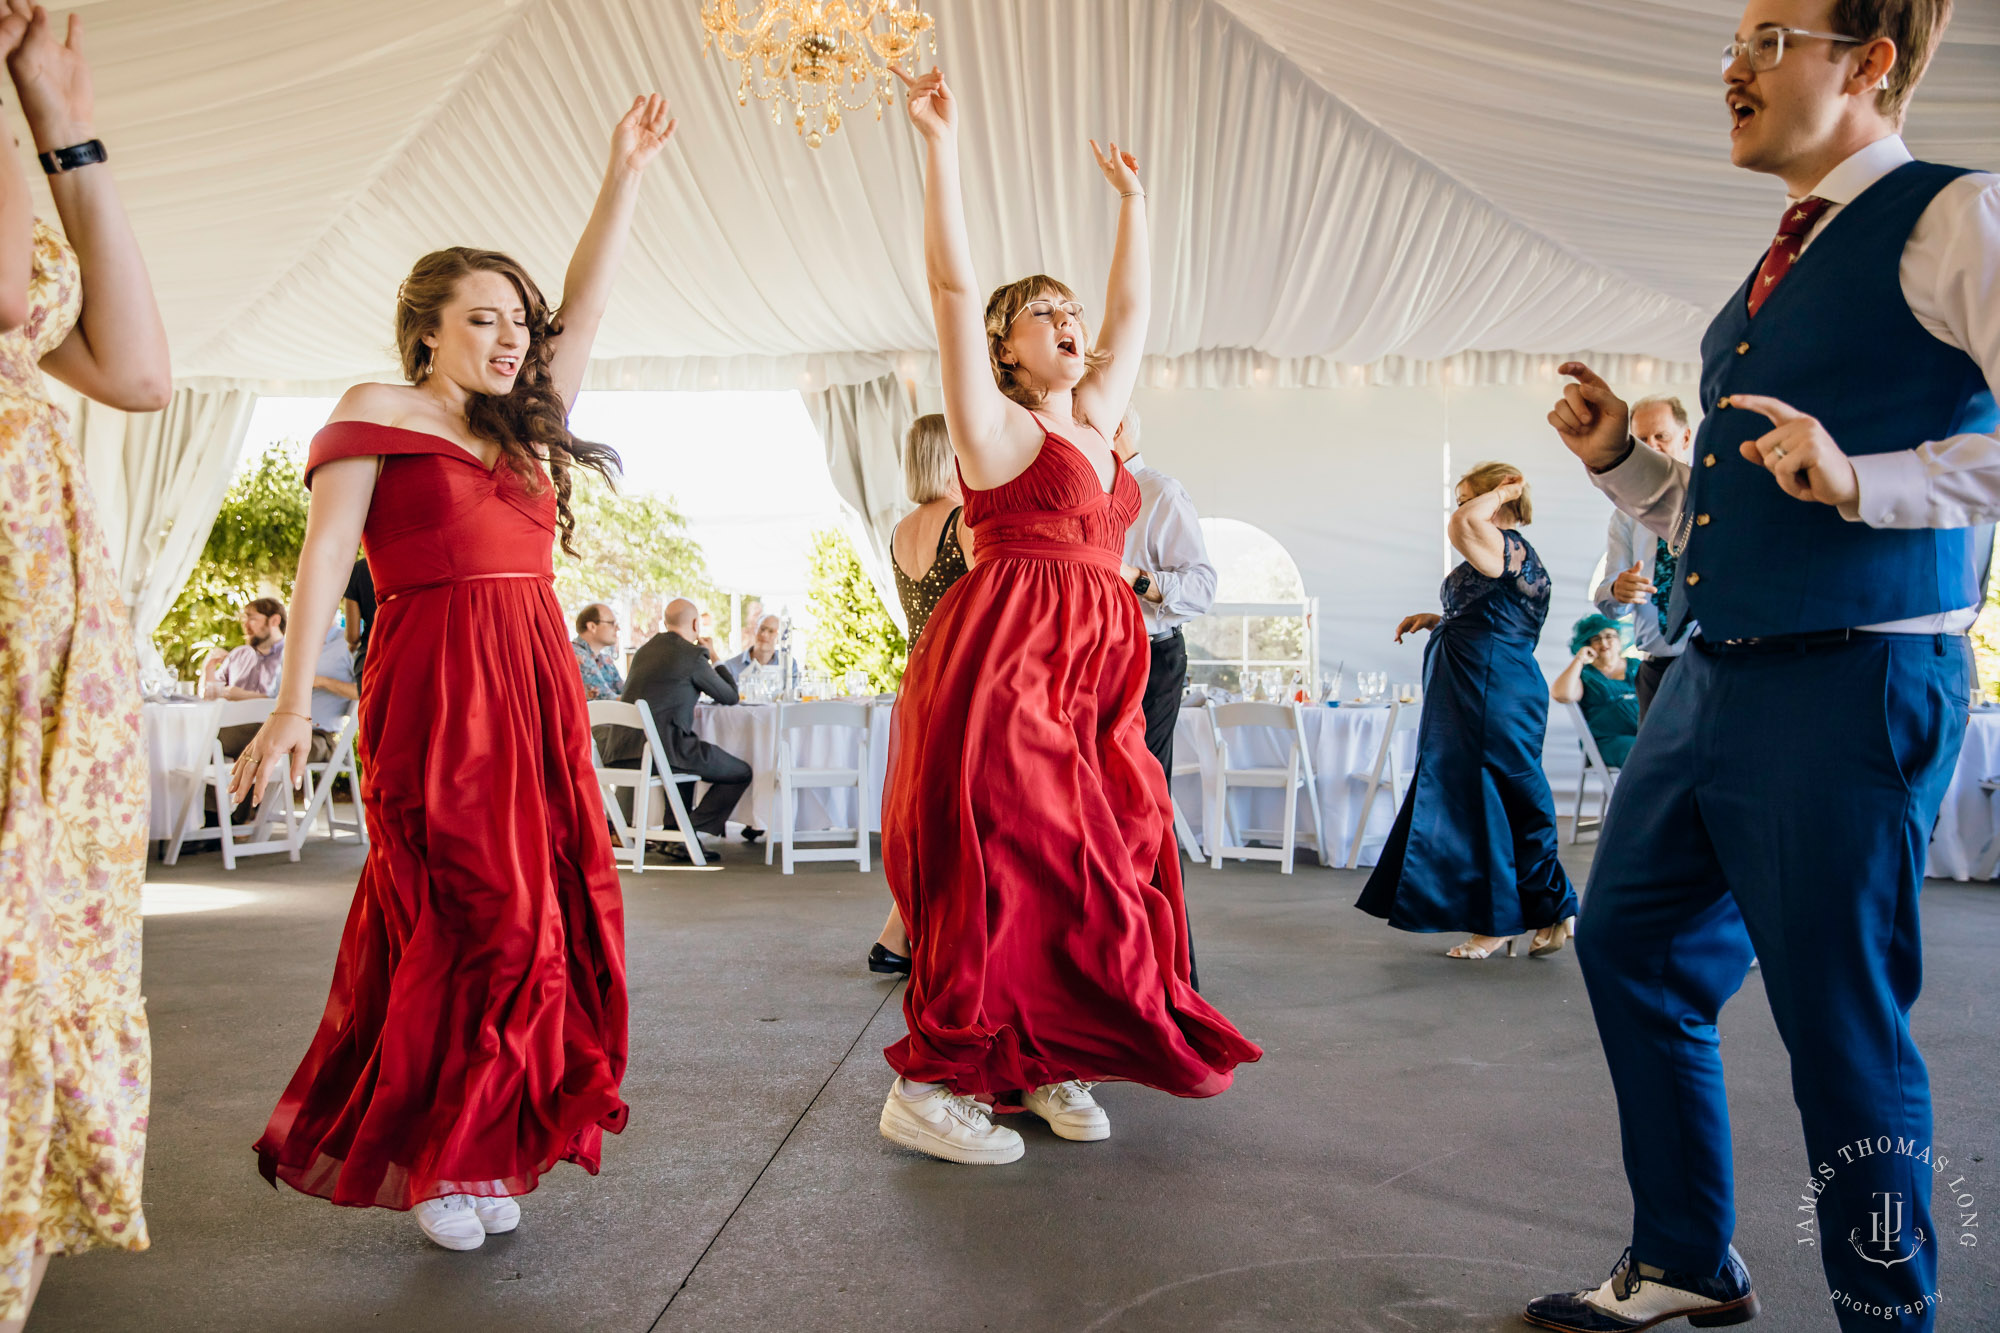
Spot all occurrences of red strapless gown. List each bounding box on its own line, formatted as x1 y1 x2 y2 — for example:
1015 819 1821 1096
882 421 1261 1101
254 423 628 1209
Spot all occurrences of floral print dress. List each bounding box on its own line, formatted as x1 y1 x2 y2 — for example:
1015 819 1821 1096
0 220 150 1315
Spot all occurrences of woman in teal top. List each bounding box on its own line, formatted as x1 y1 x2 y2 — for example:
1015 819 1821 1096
1550 613 1639 767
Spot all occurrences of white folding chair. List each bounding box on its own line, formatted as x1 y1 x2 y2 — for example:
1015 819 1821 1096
1562 700 1621 844
1207 700 1328 874
767 701 872 874
163 697 297 869
1345 701 1417 869
292 707 367 851
587 699 706 871
1967 779 2000 880
1170 749 1207 862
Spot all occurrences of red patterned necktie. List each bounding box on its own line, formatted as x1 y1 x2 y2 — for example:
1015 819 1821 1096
1746 195 1831 316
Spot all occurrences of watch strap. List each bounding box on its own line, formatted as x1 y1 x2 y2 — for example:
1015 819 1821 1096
39 140 106 175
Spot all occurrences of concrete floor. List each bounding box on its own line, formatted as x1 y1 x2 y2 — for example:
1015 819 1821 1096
35 830 2000 1332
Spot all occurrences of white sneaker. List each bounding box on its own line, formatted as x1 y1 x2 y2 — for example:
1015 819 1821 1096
413 1194 485 1250
879 1078 1024 1165
469 1194 520 1234
1023 1080 1110 1141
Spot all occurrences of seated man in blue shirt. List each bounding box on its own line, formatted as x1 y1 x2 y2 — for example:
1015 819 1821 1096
571 602 625 701
721 613 800 694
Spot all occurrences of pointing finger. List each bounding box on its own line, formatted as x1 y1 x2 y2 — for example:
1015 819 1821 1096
1723 393 1805 426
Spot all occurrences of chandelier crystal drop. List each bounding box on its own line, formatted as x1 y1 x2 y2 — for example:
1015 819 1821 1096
700 0 937 148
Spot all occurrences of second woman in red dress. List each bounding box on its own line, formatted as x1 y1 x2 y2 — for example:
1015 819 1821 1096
879 68 1260 1166
231 96 678 1249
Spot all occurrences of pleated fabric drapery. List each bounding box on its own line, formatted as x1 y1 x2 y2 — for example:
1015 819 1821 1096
71 387 257 673
806 373 917 634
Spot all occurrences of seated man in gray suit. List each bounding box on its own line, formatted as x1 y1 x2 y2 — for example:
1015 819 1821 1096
602 598 757 858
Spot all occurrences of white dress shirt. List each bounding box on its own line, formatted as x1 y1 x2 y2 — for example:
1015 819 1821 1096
1594 135 2000 634
1121 455 1218 639
1592 507 1692 657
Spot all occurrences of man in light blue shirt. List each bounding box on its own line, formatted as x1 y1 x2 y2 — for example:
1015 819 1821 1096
722 614 801 694
1589 395 1696 718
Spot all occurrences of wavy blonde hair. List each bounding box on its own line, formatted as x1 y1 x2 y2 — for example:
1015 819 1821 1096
984 274 1111 420
1456 460 1531 526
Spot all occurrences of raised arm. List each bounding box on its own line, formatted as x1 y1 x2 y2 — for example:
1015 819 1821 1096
1075 139 1149 432
10 4 168 409
228 452 378 799
1448 481 1522 578
543 94 677 411
896 68 1035 487
1550 643 1594 703
0 5 41 332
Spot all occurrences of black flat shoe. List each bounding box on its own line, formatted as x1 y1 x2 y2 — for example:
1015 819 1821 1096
741 826 764 844
1525 1246 1758 1331
867 943 911 975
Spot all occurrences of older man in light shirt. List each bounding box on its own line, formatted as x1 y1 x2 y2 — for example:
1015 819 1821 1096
1590 394 1698 718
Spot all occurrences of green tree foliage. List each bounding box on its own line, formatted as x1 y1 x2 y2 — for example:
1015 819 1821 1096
153 440 311 679
552 469 719 636
803 528 906 692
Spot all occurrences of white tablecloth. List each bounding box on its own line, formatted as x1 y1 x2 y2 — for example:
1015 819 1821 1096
688 701 894 833
142 700 223 840
1173 704 1419 868
1925 709 2000 882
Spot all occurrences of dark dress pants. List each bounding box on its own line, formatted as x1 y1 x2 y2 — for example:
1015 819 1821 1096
608 735 752 837
1143 628 1197 990
1577 633 1967 1331
1634 652 1677 721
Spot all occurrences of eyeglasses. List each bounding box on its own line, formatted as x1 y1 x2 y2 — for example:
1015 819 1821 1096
1013 298 1084 326
1721 25 1864 74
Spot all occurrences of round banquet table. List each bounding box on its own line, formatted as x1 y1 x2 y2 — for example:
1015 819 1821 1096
1172 702 1419 868
687 700 894 834
142 699 223 840
1924 707 2000 882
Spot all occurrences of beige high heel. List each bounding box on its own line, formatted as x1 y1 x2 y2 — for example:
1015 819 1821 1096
1529 916 1578 957
1446 935 1516 960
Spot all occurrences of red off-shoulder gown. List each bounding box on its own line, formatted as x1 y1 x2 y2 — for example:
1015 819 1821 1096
882 418 1261 1101
254 423 628 1209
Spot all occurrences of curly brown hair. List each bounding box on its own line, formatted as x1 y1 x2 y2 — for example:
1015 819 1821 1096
394 247 620 557
984 274 1111 423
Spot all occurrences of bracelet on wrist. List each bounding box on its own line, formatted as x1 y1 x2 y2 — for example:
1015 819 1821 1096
272 708 313 724
1120 190 1145 198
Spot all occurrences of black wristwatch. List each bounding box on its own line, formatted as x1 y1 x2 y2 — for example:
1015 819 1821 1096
1131 571 1152 597
39 140 106 175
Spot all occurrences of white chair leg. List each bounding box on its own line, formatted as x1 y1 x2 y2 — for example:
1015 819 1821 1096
1172 797 1203 863
1280 767 1300 875
216 775 237 871
1209 773 1226 870
765 778 777 866
1301 767 1328 867
1347 778 1380 871
857 779 871 873
781 775 796 876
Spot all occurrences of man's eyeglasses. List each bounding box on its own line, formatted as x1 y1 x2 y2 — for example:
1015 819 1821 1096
1722 25 1865 75
1014 298 1084 326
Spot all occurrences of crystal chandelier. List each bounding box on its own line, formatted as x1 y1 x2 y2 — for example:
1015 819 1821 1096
701 1 937 148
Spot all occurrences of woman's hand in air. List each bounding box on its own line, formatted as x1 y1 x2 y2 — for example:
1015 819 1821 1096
609 93 676 179
1089 138 1142 196
5 0 94 148
1394 613 1442 643
895 67 956 141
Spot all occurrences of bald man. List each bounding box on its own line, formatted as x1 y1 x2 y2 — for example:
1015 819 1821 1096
603 598 757 855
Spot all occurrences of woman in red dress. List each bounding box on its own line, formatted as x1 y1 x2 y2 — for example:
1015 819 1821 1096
230 96 677 1250
878 69 1260 1166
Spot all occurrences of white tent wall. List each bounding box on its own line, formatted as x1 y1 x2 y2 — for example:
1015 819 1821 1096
1130 380 1703 797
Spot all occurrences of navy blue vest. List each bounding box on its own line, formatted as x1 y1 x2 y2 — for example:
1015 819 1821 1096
1679 160 1995 639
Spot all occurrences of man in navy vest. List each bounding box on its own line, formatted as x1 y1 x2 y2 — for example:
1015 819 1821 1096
1527 3 1997 1330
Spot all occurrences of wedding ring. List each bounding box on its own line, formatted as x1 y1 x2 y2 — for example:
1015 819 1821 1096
1770 444 1788 461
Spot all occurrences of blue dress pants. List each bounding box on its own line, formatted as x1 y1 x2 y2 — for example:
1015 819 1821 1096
1577 632 1968 1332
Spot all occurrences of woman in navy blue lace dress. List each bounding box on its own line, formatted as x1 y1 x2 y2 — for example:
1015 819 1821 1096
1356 462 1577 959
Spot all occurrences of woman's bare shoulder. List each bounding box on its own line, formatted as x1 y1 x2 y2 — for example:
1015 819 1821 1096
326 381 425 427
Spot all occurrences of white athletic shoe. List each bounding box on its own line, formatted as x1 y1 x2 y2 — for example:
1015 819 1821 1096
413 1194 486 1251
1023 1080 1110 1141
879 1078 1025 1164
470 1194 520 1234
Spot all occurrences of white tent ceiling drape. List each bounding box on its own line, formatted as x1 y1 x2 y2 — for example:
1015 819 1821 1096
39 0 1994 395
